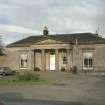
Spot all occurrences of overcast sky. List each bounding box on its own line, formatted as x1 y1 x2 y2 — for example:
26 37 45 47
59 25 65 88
0 0 105 44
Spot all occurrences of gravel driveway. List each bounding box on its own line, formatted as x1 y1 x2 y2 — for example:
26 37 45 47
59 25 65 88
0 73 105 105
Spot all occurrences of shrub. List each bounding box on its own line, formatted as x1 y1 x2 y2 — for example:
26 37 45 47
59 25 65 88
61 67 66 72
72 66 77 74
0 48 5 56
34 67 40 71
16 72 39 81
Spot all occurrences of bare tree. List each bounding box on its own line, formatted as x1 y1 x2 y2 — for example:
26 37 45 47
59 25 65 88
0 35 5 56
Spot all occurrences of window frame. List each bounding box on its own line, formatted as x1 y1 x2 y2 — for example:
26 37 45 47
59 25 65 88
20 54 28 69
83 52 93 70
62 56 67 64
61 49 67 64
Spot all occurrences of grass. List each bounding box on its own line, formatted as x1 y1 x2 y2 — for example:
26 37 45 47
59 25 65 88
0 71 91 85
0 71 82 86
0 78 57 85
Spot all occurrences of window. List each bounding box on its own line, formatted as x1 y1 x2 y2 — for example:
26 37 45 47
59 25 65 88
61 49 67 64
20 54 28 68
63 56 67 64
83 52 93 70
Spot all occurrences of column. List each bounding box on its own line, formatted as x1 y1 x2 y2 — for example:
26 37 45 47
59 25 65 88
55 49 59 71
29 50 34 70
33 50 36 70
67 49 71 71
41 49 45 71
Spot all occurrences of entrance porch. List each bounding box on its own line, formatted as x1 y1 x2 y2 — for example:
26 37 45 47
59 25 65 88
32 49 72 71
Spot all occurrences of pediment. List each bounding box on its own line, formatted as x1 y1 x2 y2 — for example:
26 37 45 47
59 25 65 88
35 38 63 44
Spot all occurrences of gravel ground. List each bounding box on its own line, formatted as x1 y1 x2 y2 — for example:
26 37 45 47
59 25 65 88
0 73 105 105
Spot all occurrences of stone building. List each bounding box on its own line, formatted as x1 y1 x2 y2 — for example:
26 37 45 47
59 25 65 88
6 28 105 72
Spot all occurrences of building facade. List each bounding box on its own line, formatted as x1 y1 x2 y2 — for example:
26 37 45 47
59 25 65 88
5 29 105 72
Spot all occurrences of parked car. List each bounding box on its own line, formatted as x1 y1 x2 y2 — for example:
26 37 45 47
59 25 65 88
0 67 16 76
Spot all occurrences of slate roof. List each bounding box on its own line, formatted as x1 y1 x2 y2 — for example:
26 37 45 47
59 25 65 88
7 33 105 47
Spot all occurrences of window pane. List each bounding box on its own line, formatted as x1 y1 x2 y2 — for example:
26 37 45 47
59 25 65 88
83 52 93 69
84 58 88 67
89 58 92 67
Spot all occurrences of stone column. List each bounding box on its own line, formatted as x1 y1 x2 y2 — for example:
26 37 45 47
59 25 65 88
33 50 36 70
55 49 59 71
67 49 70 71
41 49 45 71
72 45 77 67
30 50 35 71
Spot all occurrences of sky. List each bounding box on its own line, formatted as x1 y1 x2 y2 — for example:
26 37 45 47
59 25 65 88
0 0 105 45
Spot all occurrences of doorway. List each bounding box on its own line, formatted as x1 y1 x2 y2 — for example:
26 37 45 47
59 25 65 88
50 52 55 70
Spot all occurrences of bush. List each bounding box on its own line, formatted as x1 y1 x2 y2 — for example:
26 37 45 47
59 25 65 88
16 72 39 81
61 67 66 72
0 48 5 56
72 66 77 74
34 67 40 71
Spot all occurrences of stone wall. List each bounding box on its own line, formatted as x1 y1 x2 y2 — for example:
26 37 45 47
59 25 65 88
4 47 31 70
74 44 105 72
0 55 7 67
1 43 105 72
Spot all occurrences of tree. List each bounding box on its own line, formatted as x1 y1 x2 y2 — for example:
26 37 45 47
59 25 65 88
0 35 5 56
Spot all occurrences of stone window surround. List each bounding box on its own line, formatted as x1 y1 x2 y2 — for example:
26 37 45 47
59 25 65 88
83 52 93 70
20 54 28 69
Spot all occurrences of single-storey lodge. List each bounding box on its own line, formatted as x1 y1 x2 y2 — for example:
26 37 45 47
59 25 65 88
5 27 105 72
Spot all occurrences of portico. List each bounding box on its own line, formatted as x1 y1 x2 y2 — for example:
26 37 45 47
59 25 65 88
32 48 72 71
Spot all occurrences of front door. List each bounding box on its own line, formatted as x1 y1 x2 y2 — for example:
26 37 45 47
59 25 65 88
50 53 55 70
